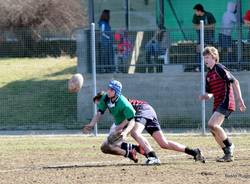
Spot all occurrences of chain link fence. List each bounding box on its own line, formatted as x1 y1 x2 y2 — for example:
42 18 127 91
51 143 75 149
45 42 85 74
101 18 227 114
0 25 249 131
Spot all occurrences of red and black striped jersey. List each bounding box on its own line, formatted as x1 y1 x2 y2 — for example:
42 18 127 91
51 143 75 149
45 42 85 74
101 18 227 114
128 99 148 109
206 63 235 112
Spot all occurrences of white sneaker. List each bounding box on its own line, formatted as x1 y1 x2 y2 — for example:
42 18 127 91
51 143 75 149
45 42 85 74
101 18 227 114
229 143 235 156
145 157 161 165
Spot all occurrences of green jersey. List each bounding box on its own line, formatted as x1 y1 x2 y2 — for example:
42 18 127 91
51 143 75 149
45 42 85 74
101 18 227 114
97 93 135 125
192 11 216 25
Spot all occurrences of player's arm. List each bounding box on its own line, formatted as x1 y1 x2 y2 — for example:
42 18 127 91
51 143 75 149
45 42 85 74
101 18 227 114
117 104 136 138
199 76 213 100
199 93 213 100
232 78 246 112
116 118 135 140
83 111 103 133
83 95 107 133
217 65 246 112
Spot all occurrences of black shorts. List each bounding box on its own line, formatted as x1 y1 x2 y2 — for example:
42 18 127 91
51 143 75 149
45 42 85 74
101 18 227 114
135 117 161 135
215 105 232 119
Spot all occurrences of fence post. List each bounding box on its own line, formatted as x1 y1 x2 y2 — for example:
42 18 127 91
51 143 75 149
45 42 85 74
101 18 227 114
91 23 98 136
76 29 89 124
200 20 206 135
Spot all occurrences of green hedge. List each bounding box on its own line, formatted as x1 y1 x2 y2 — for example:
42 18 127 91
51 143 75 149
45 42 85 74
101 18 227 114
0 40 76 58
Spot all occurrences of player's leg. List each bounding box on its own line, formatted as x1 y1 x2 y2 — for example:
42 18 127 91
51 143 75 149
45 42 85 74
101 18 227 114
151 130 205 163
100 140 138 163
152 130 185 151
208 110 234 162
131 121 154 154
100 140 125 155
207 112 226 147
130 118 160 165
101 123 138 162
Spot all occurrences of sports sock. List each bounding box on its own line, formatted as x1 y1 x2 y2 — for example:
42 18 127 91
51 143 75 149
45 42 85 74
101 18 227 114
222 147 230 154
121 142 129 157
146 151 157 158
185 147 197 157
121 142 137 157
223 138 232 147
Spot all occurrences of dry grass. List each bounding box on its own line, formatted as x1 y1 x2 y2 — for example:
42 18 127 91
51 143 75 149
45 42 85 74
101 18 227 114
0 134 249 184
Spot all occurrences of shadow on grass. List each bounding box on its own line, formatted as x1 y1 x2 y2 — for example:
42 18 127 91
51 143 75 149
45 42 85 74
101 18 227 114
46 66 76 77
42 162 165 169
0 77 80 130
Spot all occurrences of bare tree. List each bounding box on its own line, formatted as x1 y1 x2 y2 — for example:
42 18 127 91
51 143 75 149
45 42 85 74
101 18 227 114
0 0 87 55
0 0 87 32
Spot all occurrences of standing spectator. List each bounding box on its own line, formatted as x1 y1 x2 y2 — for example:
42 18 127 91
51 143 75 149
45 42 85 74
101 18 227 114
218 1 237 63
98 9 115 73
243 10 250 42
192 4 216 71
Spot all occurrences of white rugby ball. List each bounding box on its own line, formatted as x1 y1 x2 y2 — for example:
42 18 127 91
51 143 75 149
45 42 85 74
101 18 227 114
68 73 84 93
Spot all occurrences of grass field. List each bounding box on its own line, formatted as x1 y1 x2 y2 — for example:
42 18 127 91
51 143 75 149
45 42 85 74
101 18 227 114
0 134 249 184
0 57 78 130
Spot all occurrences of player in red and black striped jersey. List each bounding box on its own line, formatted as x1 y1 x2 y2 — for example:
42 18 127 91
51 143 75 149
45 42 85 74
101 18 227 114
199 46 246 162
128 99 206 164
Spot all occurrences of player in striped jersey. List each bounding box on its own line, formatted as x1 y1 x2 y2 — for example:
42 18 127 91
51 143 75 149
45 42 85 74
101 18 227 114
128 99 206 164
199 46 246 162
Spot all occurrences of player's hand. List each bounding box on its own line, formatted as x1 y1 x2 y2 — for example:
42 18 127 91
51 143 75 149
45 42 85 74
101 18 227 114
199 93 212 101
238 100 246 112
83 124 93 134
198 95 207 101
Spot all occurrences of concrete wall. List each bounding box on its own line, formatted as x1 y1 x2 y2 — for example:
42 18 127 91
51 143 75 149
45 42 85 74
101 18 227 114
78 71 250 124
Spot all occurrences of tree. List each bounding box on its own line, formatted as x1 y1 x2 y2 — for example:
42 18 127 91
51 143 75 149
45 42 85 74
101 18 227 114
0 0 87 32
0 0 87 55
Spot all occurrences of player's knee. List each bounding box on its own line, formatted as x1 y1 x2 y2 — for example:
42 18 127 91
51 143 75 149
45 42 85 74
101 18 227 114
158 140 171 149
210 130 216 136
208 123 216 131
100 142 111 154
159 143 168 149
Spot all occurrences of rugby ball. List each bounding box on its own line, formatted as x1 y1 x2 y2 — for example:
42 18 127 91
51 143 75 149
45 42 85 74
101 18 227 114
68 73 84 93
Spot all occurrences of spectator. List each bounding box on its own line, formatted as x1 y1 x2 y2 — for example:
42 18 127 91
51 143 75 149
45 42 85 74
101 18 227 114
243 10 250 42
114 31 133 73
192 4 216 71
218 1 237 63
116 31 132 59
98 9 115 73
145 30 170 72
